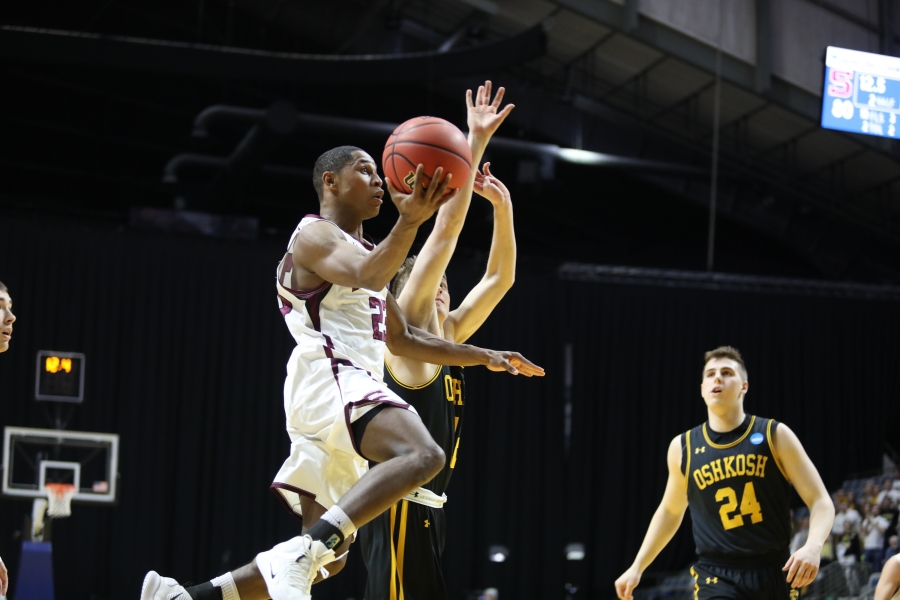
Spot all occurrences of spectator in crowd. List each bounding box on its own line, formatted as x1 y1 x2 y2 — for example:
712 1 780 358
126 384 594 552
862 479 881 508
834 487 853 506
881 496 899 546
0 281 14 355
886 535 900 562
893 467 900 491
862 503 890 572
878 479 900 507
834 501 863 536
791 516 810 554
838 520 862 565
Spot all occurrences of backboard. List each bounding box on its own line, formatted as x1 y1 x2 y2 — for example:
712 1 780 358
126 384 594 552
2 427 119 503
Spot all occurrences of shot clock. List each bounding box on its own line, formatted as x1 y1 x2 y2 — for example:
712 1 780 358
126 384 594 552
35 350 85 402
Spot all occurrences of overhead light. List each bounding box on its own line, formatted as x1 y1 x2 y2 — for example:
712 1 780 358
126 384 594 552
488 545 509 562
556 148 618 166
565 543 585 561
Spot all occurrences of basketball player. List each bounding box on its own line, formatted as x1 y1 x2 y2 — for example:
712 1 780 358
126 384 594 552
876 553 900 600
0 281 15 354
359 81 516 600
615 346 834 600
141 146 543 600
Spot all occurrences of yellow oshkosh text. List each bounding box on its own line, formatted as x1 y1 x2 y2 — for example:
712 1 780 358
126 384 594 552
692 454 769 490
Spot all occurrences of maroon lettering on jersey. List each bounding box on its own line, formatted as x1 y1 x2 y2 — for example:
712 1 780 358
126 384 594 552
369 297 386 342
278 253 293 289
277 293 293 317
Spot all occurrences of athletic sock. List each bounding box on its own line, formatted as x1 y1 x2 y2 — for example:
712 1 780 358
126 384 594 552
185 573 240 600
184 582 220 600
306 505 357 550
211 573 240 600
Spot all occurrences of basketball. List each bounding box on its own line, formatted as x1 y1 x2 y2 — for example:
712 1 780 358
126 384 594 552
382 116 473 194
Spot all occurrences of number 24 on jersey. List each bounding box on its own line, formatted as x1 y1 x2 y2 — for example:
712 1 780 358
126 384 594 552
715 481 763 530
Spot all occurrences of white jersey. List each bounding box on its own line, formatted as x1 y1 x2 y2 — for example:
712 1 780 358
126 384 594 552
271 215 410 514
276 215 388 381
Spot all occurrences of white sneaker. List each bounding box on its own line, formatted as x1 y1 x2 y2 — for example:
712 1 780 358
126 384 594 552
140 571 189 600
256 535 336 600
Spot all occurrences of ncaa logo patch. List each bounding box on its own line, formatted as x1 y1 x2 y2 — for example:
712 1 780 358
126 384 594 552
750 432 764 445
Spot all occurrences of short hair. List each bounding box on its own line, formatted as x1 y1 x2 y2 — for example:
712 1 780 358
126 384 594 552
312 145 364 200
0 280 7 294
703 345 748 379
390 255 447 298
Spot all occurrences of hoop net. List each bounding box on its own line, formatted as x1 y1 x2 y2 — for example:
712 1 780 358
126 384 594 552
45 483 76 518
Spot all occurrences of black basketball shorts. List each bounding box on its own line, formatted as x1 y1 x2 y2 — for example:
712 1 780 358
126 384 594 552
690 561 798 600
358 499 447 600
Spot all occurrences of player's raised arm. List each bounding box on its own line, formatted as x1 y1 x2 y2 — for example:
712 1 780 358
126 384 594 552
294 165 456 291
384 293 542 376
615 436 690 600
397 81 514 326
775 424 835 589
443 163 516 344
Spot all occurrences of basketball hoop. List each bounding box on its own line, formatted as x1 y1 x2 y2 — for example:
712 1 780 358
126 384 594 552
44 483 76 518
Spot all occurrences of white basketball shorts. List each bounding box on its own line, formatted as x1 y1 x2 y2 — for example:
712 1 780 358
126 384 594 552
271 348 414 518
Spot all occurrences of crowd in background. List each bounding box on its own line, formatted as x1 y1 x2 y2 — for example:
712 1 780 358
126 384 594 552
790 467 900 576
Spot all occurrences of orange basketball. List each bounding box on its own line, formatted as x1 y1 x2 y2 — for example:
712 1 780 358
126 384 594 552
382 116 473 194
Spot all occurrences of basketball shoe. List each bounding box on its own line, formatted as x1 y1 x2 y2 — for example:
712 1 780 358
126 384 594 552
256 535 337 600
141 571 189 600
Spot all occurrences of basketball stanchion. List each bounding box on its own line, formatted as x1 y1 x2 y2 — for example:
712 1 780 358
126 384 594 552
14 484 76 600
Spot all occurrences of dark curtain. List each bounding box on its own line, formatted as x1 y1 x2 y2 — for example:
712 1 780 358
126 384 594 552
1 214 898 600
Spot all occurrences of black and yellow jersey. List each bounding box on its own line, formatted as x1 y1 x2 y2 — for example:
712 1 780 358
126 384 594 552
682 415 792 566
384 362 464 496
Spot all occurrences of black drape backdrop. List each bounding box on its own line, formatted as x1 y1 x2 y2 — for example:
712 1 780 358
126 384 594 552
1 214 898 600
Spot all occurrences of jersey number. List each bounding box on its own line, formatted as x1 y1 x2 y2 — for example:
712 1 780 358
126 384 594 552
369 297 386 341
715 482 763 530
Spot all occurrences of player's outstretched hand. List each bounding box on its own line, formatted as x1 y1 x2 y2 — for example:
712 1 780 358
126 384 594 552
484 351 544 376
614 567 641 600
385 165 458 227
0 555 8 596
473 162 510 206
466 80 514 142
783 545 820 589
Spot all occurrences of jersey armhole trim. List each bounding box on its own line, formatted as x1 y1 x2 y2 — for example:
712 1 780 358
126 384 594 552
766 419 790 482
702 415 757 449
384 360 442 390
684 431 692 492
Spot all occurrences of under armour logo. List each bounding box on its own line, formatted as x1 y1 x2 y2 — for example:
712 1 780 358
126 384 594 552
705 577 718 584
413 491 420 497
695 447 706 454
424 519 430 528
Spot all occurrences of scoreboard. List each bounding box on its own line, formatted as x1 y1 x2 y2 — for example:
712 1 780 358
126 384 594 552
822 46 900 138
35 350 85 402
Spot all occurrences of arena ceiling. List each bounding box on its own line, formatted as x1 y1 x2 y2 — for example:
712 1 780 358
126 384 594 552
3 0 900 283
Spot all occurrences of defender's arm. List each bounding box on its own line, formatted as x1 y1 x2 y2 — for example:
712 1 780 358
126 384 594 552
384 293 542 376
397 81 513 327
775 424 835 589
875 556 900 600
444 164 516 344
615 436 689 600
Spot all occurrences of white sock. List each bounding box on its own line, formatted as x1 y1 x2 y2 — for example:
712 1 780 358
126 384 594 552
320 505 357 540
211 573 240 600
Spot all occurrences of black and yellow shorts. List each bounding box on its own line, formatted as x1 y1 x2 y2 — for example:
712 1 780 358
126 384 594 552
690 561 798 600
358 499 447 600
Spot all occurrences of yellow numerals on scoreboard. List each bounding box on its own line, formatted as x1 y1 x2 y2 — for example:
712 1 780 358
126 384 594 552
715 481 763 530
45 356 73 374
